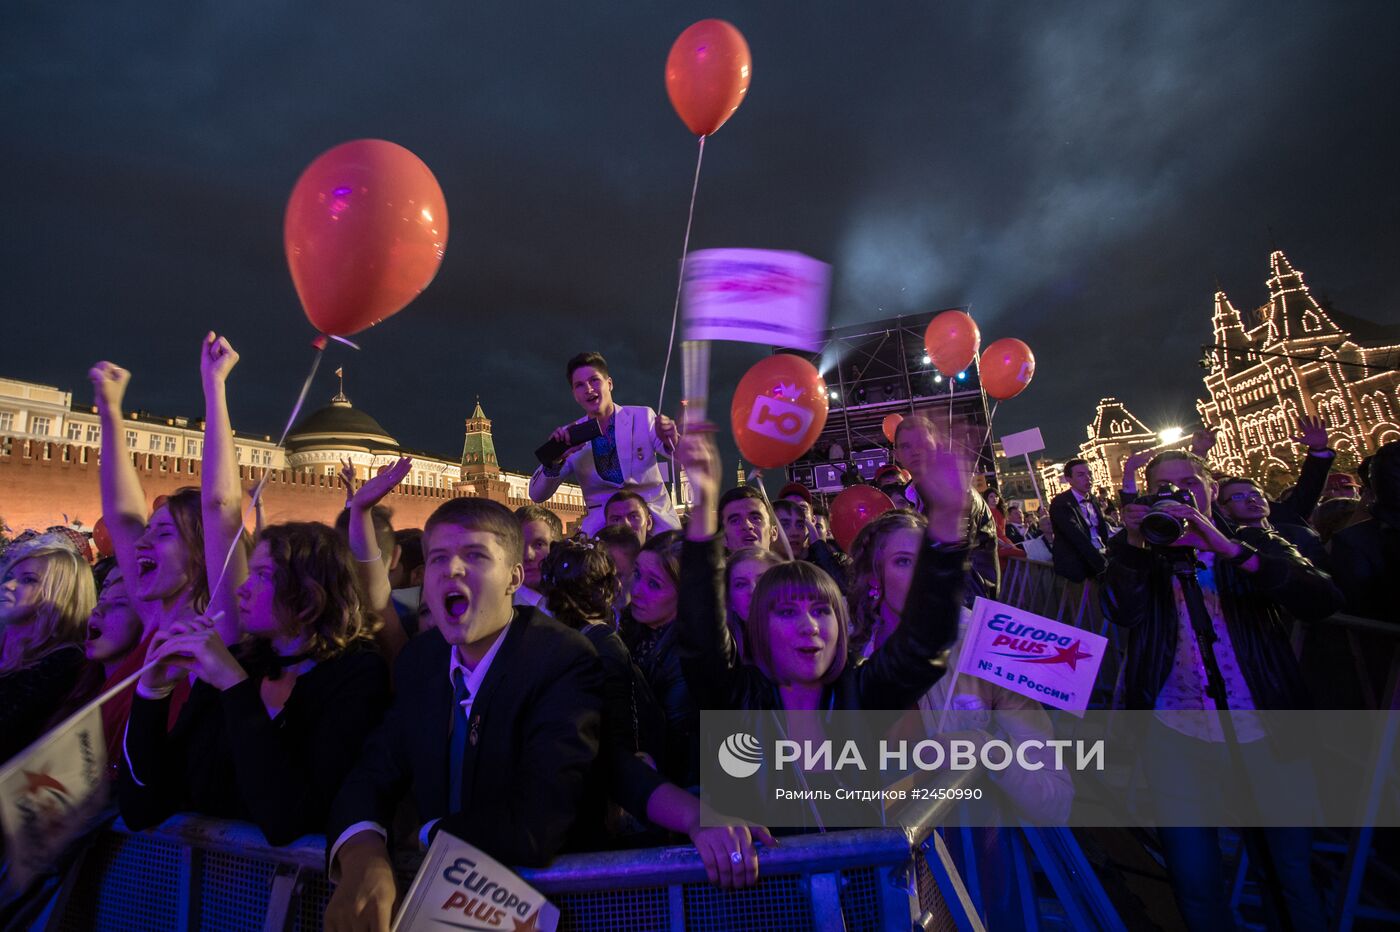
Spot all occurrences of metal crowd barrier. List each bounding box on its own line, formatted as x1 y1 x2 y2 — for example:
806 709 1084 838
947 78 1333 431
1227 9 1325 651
1000 554 1400 930
42 789 981 932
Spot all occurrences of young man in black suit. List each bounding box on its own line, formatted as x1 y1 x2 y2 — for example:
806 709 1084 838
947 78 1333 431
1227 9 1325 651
1049 458 1108 582
324 498 603 932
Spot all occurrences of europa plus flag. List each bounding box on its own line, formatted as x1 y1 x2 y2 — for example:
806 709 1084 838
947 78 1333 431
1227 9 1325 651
681 248 830 351
393 830 559 932
957 597 1107 716
0 703 109 890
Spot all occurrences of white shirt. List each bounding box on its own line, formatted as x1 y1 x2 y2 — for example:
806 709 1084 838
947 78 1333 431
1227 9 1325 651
446 622 510 728
1154 552 1263 743
1072 489 1104 551
511 585 552 617
330 622 512 871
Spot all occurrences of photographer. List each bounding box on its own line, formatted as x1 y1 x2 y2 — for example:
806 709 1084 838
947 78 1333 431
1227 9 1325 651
1104 450 1340 931
529 352 680 536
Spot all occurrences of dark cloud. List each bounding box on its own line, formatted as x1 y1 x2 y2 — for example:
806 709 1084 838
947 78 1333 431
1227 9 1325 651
3 2 1398 469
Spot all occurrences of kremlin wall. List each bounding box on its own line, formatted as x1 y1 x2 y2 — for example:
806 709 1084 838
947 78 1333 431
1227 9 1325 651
0 376 587 537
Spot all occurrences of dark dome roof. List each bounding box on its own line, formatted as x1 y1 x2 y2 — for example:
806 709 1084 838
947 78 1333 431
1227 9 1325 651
285 396 399 453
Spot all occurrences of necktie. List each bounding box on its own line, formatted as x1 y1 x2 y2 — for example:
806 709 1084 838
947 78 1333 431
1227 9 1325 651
448 669 471 814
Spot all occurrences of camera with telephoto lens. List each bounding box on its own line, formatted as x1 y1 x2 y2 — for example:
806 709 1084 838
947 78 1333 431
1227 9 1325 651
1136 481 1195 546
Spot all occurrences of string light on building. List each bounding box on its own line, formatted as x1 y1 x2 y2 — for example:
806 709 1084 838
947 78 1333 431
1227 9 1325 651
1065 397 1187 494
1196 250 1400 481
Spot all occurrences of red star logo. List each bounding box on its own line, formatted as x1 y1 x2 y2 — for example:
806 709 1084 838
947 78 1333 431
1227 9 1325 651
24 771 67 796
512 913 540 932
1021 640 1093 670
774 382 801 401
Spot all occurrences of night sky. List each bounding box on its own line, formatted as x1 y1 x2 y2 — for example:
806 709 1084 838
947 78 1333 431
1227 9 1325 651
4 2 1399 473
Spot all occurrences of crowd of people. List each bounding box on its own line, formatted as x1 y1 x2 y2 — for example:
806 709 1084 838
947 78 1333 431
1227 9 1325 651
1 338 1396 931
1025 418 1396 930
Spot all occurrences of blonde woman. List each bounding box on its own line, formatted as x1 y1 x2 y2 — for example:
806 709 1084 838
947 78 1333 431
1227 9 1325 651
0 535 98 763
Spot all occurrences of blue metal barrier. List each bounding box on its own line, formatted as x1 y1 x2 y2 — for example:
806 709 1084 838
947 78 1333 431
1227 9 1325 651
43 797 978 931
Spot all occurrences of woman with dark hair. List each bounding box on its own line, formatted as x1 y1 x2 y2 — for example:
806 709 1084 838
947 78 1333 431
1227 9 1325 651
724 546 784 662
674 430 969 715
619 530 699 788
542 541 658 832
543 539 776 888
118 334 390 845
543 538 663 779
120 522 390 843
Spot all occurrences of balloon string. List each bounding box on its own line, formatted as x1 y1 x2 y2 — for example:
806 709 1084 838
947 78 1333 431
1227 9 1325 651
657 134 707 416
207 345 325 604
947 378 955 451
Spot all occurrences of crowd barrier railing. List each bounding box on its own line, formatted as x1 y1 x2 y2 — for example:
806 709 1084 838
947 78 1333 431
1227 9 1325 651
44 780 983 932
1000 554 1400 931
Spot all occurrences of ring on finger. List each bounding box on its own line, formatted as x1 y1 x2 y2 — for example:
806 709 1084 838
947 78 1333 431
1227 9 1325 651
729 850 742 864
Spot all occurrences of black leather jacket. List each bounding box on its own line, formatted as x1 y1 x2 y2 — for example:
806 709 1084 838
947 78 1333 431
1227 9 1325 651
676 536 967 712
619 613 698 789
1101 525 1342 711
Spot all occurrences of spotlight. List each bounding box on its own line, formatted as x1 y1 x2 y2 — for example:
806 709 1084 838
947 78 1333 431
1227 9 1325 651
882 383 896 400
933 374 944 384
956 371 967 381
921 353 931 365
829 389 839 400
854 386 868 403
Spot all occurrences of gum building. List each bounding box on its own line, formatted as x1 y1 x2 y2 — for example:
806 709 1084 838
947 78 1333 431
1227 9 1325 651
1198 251 1400 477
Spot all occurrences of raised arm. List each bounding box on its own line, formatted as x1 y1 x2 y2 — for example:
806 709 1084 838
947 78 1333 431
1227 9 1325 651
90 362 157 626
1286 414 1333 521
674 432 749 707
858 422 969 709
1119 448 1154 502
338 457 412 666
199 333 246 645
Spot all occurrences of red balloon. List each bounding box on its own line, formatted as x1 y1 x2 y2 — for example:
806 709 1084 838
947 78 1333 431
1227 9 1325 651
731 354 829 469
284 139 448 337
830 485 895 552
882 413 903 444
92 517 114 558
666 20 752 136
979 338 1036 400
924 310 980 376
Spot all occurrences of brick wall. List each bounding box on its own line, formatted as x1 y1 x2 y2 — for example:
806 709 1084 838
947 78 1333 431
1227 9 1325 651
0 437 584 535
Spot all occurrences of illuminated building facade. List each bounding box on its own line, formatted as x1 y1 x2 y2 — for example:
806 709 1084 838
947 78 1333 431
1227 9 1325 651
1197 251 1400 479
0 375 586 534
1076 398 1160 493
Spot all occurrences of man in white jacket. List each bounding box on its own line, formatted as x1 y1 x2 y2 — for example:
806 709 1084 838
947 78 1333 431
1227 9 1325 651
529 352 681 536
